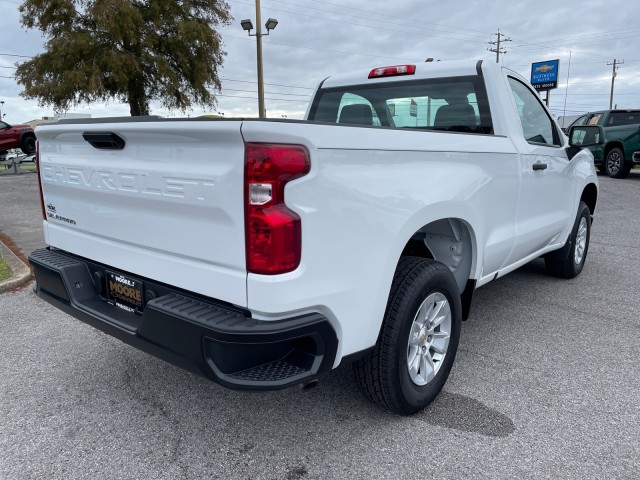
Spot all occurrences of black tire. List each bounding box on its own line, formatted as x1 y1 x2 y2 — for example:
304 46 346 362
604 147 631 178
545 201 591 278
353 257 462 415
20 135 36 155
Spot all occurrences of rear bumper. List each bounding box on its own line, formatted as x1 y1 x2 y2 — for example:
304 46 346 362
28 248 338 390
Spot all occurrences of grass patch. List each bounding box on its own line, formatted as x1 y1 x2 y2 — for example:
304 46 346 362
19 163 37 172
0 255 12 282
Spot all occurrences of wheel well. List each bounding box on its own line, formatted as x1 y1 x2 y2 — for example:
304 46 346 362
400 218 473 294
580 184 598 215
20 131 36 142
401 238 434 259
604 141 624 160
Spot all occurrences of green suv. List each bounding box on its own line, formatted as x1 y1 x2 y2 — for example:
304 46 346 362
568 110 640 178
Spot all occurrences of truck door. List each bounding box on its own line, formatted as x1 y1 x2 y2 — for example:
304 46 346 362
506 77 575 263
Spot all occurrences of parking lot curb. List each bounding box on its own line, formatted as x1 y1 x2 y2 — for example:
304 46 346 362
0 239 32 294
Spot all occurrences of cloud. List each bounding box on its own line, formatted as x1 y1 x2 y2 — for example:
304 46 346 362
1 0 639 123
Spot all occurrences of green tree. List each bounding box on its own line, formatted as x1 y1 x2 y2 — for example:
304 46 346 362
16 0 231 116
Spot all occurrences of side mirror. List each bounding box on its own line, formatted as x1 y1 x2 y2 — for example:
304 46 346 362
568 125 604 147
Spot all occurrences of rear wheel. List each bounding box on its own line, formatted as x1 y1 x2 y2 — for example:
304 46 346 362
545 201 591 278
20 135 36 155
604 147 631 178
354 257 461 415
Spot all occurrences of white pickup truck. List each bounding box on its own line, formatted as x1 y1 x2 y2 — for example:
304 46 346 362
30 60 602 414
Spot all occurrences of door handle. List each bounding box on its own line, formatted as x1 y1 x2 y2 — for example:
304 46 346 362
532 162 548 171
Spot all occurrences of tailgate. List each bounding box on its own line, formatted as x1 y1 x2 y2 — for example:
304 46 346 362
36 120 247 307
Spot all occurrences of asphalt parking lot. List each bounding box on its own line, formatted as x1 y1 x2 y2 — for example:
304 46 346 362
1 172 639 479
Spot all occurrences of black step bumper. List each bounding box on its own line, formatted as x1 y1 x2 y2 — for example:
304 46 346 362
28 248 338 390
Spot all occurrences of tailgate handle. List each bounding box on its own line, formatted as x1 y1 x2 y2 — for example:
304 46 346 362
82 132 126 150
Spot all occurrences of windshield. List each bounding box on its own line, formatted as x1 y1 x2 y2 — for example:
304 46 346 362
308 75 493 134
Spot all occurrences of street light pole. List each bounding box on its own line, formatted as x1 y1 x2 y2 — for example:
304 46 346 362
0 101 4 121
255 0 265 118
241 6 277 119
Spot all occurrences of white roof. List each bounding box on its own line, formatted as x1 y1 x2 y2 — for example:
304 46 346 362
321 59 495 89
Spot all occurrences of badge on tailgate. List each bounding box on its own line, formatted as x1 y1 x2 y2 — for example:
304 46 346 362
106 271 144 314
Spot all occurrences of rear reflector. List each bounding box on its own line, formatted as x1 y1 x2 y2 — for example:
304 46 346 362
368 65 416 79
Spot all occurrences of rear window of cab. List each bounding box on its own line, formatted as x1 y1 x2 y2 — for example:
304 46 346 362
606 112 640 126
308 75 493 135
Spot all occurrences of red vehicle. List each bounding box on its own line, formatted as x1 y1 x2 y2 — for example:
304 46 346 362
0 121 36 155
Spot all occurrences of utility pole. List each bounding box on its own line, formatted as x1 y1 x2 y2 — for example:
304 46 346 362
488 30 511 63
607 59 623 109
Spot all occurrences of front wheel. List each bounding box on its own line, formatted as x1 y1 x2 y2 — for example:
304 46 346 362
545 201 591 278
353 257 461 415
20 135 36 155
604 147 631 178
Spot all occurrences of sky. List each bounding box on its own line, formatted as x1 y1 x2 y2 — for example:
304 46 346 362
1 0 639 124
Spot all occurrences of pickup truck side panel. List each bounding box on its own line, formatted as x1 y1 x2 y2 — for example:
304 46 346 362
605 123 640 162
243 122 519 360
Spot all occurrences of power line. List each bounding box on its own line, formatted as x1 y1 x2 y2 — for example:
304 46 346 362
510 27 640 51
0 53 32 58
225 34 412 62
298 0 490 36
508 31 640 55
264 0 489 39
222 87 310 97
229 0 485 44
216 93 307 103
222 77 313 89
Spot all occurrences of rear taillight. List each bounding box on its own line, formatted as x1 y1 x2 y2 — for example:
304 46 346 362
35 140 46 221
245 143 310 274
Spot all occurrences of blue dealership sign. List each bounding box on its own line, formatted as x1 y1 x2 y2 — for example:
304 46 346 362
530 59 560 91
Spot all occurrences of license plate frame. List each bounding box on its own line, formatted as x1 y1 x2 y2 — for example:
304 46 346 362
106 270 144 314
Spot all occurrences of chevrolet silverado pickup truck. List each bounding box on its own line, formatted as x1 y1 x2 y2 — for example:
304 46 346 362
29 60 601 415
567 109 640 178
